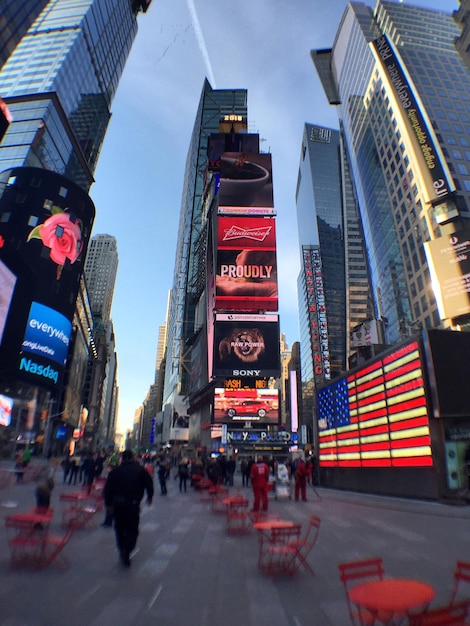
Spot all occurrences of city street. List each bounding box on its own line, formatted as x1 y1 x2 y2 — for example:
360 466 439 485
0 464 469 626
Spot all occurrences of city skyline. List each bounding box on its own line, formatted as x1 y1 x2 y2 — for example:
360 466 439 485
88 0 454 432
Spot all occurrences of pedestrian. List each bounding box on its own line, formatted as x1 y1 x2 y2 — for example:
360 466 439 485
83 452 96 494
35 461 55 509
103 449 153 568
68 455 79 485
207 457 221 486
226 456 236 486
61 454 71 483
178 457 189 493
294 457 308 502
157 459 168 495
250 455 270 513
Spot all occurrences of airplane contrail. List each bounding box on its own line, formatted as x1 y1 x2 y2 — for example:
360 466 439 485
186 0 217 88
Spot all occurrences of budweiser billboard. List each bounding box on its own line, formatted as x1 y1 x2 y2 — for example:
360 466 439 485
215 215 278 311
212 313 281 378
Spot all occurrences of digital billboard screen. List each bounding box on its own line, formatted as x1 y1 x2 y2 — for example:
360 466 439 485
0 167 95 387
213 387 279 424
0 394 13 427
218 152 273 209
212 313 281 378
424 228 470 320
208 133 259 171
0 259 16 345
215 215 278 311
317 340 433 468
371 35 454 205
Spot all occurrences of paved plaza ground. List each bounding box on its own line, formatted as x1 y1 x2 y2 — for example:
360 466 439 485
0 461 469 626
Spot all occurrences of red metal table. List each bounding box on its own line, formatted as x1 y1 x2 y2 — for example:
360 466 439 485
348 578 435 625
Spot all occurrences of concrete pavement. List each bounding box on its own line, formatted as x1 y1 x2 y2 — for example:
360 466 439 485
0 462 469 626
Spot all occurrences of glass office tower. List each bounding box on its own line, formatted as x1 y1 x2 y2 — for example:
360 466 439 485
312 1 468 344
163 80 248 411
0 0 149 191
296 123 373 424
0 1 50 70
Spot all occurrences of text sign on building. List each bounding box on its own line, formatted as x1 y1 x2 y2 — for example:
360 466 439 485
371 35 455 206
302 246 330 380
424 227 470 320
215 215 278 312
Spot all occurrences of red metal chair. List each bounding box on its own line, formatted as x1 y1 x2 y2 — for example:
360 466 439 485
5 515 46 569
258 524 302 576
40 527 75 570
449 562 470 604
408 599 470 625
288 514 321 576
226 499 251 535
338 557 385 625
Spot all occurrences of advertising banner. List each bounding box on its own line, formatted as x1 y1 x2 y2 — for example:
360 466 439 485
217 152 273 209
208 133 259 171
424 227 470 320
0 167 95 388
370 35 455 206
215 215 278 311
212 313 281 378
213 387 279 424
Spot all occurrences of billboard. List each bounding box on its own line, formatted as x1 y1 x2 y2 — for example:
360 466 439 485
212 313 281 378
370 35 455 206
213 387 279 424
0 97 12 143
424 227 470 320
217 152 273 209
0 394 13 427
208 133 259 170
0 167 95 388
317 340 433 468
215 215 278 311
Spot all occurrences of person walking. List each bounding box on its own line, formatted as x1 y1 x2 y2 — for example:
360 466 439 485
178 458 189 493
157 459 168 495
294 457 308 502
103 449 153 568
250 455 270 513
226 456 236 486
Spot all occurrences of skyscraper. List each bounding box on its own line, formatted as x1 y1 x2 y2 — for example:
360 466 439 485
163 80 248 411
0 0 151 191
296 123 374 426
312 0 466 344
0 1 49 70
0 0 151 451
84 234 119 322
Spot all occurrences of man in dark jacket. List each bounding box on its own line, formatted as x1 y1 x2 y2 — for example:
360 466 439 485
103 449 154 567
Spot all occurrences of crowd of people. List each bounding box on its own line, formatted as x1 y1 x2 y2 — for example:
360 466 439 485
40 448 317 569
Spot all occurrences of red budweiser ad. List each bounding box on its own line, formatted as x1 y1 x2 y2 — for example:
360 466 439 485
215 215 278 312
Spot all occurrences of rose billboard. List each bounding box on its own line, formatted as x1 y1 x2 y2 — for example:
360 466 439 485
0 167 95 388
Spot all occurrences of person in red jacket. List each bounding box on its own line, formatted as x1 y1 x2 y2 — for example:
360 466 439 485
294 458 308 502
250 455 270 512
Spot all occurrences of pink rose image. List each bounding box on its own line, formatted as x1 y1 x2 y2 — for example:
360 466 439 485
37 213 83 266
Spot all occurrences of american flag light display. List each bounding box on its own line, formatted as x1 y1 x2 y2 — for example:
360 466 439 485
317 341 433 468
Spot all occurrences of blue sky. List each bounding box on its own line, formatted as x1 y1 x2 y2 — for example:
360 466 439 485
89 0 456 432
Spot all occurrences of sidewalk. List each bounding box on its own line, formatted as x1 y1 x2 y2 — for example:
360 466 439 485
1 468 469 626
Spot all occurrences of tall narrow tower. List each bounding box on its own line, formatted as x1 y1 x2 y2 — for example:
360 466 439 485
84 234 119 322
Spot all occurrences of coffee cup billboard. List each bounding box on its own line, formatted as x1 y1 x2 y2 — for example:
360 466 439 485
218 152 273 208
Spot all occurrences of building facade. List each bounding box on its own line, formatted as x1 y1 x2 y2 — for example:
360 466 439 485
0 0 151 454
309 0 470 499
296 123 374 434
84 234 119 322
162 81 248 435
312 0 467 345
